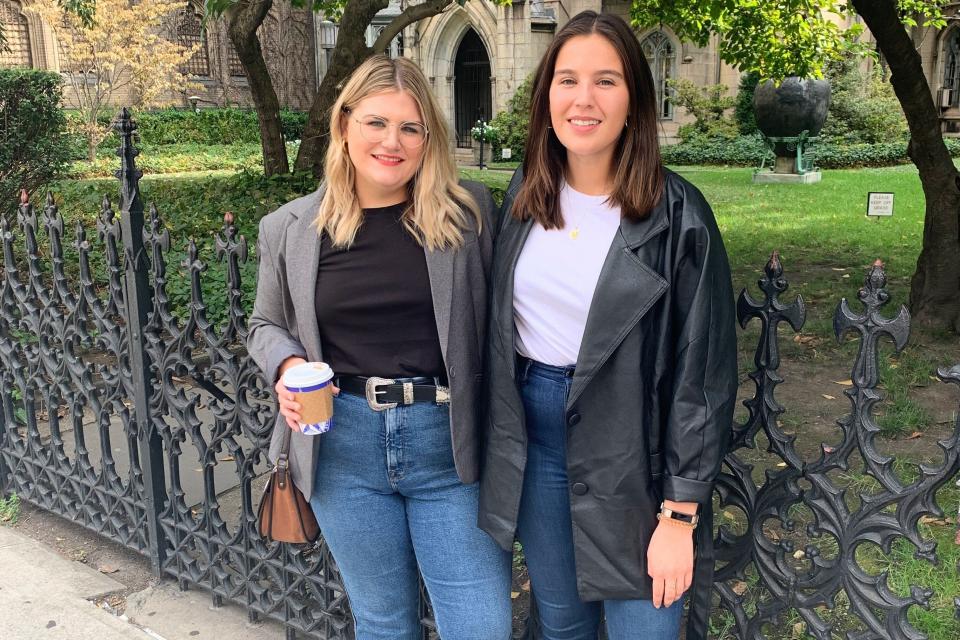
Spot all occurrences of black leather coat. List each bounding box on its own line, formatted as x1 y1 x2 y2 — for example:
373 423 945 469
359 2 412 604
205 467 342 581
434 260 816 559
478 168 738 639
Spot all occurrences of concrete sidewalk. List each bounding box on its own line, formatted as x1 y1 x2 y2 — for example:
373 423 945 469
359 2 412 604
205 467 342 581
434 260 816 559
0 526 285 639
0 526 151 639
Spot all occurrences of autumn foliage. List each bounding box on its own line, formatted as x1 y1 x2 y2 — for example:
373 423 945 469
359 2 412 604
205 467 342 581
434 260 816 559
25 0 200 161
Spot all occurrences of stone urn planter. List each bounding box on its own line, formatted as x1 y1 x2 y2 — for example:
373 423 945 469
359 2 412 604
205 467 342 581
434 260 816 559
753 77 831 175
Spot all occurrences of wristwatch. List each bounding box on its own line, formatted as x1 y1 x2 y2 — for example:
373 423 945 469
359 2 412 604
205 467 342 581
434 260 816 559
657 502 699 529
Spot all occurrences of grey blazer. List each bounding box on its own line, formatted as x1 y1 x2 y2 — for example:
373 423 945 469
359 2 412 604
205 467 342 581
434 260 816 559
247 181 495 500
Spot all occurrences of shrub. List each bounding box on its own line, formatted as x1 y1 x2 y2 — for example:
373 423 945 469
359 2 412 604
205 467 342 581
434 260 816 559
50 168 505 326
0 69 71 219
490 76 532 162
734 72 761 135
668 80 739 142
53 169 318 326
661 134 771 166
661 135 960 168
821 58 907 143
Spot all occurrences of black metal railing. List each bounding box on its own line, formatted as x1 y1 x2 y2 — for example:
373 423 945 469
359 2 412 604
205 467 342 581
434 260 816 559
0 110 957 640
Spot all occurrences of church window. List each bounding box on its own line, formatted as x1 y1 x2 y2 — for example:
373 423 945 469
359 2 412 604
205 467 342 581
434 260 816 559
641 31 676 120
177 3 210 77
0 1 32 69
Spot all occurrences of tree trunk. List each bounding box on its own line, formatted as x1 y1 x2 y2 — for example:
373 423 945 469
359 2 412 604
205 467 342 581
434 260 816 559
293 0 387 176
226 0 289 176
852 0 960 331
215 19 234 108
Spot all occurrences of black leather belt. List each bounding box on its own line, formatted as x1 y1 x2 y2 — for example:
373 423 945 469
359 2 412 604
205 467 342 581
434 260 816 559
335 375 450 411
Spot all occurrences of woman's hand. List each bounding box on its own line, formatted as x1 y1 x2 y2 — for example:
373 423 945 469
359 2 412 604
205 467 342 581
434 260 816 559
647 501 697 608
276 357 307 431
275 357 340 432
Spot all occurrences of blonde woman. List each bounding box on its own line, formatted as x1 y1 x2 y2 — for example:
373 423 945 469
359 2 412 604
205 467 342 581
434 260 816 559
248 55 511 640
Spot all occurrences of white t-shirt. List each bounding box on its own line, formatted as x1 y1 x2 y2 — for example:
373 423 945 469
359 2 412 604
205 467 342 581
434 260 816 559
513 183 622 366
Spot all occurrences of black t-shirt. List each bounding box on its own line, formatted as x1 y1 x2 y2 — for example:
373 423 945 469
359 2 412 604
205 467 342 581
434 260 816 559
314 203 445 378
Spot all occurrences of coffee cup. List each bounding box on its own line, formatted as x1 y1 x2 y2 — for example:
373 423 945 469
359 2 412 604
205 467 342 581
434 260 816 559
282 362 335 435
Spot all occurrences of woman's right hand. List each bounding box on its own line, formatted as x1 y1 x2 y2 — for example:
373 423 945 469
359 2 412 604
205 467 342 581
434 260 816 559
276 356 307 431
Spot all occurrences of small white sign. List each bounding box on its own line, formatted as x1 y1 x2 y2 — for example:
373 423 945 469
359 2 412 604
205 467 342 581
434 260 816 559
501 148 512 159
867 192 894 217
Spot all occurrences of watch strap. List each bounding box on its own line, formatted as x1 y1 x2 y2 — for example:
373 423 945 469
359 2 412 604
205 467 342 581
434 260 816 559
658 502 699 527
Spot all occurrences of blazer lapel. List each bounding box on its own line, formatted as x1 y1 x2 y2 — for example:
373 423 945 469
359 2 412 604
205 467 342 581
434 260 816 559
287 189 325 362
567 202 670 409
493 215 535 378
424 246 454 366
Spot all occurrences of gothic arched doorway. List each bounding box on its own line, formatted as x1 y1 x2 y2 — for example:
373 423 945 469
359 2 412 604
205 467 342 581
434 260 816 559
454 28 491 148
942 28 960 109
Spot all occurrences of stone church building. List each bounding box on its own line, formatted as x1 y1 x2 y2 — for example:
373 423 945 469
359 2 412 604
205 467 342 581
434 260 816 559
4 0 960 150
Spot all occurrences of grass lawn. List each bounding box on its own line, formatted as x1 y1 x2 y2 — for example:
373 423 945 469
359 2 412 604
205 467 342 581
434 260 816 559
67 142 301 179
464 164 934 342
673 166 925 328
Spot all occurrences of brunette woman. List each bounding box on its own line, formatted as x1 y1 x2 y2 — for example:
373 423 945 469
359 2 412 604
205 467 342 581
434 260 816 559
479 11 738 640
248 55 511 640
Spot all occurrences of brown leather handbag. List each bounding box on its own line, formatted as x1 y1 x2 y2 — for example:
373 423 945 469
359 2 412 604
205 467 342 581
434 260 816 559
257 426 320 543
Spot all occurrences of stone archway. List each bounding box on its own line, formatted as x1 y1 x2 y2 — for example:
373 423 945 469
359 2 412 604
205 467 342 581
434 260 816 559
411 4 498 149
938 26 960 109
453 28 492 148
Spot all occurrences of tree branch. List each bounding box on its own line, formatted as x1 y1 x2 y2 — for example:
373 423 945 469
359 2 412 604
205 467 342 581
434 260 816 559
372 0 453 53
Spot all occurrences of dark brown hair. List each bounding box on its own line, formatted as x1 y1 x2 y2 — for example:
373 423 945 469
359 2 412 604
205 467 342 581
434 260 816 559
513 11 664 228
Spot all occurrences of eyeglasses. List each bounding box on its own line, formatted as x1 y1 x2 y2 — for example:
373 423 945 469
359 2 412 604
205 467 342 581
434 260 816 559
351 115 429 148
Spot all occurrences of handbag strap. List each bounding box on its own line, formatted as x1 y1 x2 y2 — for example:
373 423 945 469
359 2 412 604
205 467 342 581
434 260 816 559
279 421 293 457
276 424 293 488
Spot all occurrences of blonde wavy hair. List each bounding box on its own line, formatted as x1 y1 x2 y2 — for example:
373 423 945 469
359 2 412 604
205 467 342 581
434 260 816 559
316 55 481 250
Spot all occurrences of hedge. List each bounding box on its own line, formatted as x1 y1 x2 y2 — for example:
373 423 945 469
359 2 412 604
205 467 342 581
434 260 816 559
49 168 504 327
67 108 308 156
661 134 960 169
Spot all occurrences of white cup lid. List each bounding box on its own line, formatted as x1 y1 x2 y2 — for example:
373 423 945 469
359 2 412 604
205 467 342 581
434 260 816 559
282 362 334 388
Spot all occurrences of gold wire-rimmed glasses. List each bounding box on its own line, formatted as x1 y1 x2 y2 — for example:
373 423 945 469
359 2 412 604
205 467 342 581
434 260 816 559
351 114 429 148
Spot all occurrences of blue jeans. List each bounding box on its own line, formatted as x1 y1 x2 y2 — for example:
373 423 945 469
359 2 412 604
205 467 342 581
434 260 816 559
309 390 512 640
516 359 684 640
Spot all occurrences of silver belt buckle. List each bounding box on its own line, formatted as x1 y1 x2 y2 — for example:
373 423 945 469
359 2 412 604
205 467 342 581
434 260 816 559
365 376 398 411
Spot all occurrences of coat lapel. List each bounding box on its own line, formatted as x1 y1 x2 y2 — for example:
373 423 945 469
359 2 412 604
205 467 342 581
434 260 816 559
493 215 535 377
424 246 454 365
567 200 670 409
287 189 325 362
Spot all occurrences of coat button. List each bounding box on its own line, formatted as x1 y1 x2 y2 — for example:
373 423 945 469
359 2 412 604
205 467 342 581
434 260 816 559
571 482 588 496
567 412 581 426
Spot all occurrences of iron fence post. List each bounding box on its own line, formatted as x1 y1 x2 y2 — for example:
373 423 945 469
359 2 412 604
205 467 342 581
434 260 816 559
115 108 167 575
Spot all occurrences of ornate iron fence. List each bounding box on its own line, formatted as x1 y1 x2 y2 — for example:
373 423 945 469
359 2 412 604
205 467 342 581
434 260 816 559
0 110 958 639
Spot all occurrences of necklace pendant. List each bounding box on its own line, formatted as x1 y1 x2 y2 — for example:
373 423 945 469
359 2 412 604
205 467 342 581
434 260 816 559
569 227 580 240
